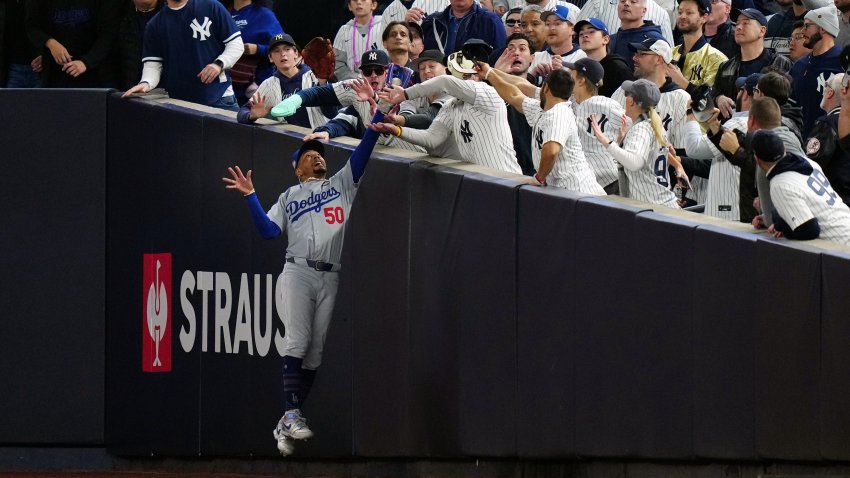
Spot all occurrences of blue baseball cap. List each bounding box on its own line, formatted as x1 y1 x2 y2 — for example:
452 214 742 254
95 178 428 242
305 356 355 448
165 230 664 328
574 17 610 36
541 5 577 24
734 72 762 95
291 139 325 168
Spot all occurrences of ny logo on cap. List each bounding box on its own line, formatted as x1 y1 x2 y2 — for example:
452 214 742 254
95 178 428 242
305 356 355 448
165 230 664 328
273 34 284 41
369 51 378 61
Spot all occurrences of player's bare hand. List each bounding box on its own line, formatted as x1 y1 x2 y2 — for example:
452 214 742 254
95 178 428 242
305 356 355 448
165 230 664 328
379 84 406 105
474 60 491 78
223 166 255 195
61 60 87 77
368 122 401 136
767 224 783 238
350 77 376 103
303 131 330 142
719 129 740 153
385 111 406 126
705 108 721 133
405 7 425 23
617 114 629 144
715 94 735 118
198 63 223 84
531 62 552 78
46 39 72 65
752 214 766 230
122 82 151 98
249 93 273 120
31 55 43 73
550 56 564 71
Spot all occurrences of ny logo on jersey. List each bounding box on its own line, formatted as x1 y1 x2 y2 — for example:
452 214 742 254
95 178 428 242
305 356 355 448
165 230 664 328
368 51 378 61
460 120 473 143
535 128 544 149
190 17 212 41
816 73 829 94
662 113 672 131
587 114 608 134
690 64 704 81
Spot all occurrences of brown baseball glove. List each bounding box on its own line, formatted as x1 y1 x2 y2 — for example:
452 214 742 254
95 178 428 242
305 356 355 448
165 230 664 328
302 37 335 80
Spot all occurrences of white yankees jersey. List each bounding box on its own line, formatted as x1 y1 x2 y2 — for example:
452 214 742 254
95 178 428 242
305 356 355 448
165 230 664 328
398 93 452 116
612 83 689 149
770 161 850 245
577 0 673 46
501 0 579 13
682 116 744 220
571 95 625 188
254 69 330 130
523 98 606 194
529 47 587 73
330 79 425 152
267 163 357 263
382 0 453 23
333 16 385 73
406 75 522 173
610 119 679 207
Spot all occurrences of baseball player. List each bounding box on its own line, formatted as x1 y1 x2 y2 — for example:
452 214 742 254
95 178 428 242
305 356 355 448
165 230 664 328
223 78 388 457
373 49 523 174
237 34 337 130
334 0 386 80
567 57 626 193
752 129 850 244
590 79 681 208
477 61 605 193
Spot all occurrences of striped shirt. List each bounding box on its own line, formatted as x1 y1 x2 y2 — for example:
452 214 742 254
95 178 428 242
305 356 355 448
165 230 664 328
333 15 386 73
608 119 679 208
571 95 625 188
577 0 673 46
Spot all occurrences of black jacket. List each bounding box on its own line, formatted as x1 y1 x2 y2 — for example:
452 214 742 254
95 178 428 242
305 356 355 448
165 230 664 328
599 54 633 98
116 1 162 90
816 108 850 205
707 20 738 60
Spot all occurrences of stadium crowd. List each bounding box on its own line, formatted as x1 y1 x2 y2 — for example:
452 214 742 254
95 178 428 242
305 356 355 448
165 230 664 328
3 0 850 244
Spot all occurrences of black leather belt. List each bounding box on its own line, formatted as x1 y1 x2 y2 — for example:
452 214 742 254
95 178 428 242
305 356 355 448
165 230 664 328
286 256 338 272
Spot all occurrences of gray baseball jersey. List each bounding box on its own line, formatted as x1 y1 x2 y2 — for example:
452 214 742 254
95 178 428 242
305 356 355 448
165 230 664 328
523 98 606 194
771 161 850 245
405 75 522 173
267 164 357 264
572 95 625 188
577 0 674 46
608 120 680 207
254 69 330 130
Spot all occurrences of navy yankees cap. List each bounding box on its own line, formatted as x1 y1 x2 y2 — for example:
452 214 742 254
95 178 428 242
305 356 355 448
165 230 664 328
269 33 297 50
565 58 605 86
360 49 390 68
735 72 762 94
292 139 325 168
736 8 768 26
752 130 786 163
574 17 610 36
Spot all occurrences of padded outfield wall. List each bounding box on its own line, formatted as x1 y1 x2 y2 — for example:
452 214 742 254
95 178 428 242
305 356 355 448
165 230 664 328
2 90 850 462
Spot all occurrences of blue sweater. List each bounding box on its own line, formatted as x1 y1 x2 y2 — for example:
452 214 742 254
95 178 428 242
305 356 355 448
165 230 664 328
422 3 505 54
608 22 665 72
230 4 283 84
790 46 843 138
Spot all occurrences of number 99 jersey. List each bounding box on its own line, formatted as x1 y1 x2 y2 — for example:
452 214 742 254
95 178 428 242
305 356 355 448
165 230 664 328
267 163 358 263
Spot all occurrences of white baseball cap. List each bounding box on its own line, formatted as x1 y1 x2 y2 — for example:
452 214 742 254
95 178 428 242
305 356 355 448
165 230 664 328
628 37 672 64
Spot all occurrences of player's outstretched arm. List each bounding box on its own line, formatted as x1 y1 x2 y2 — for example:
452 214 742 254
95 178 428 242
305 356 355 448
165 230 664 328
349 111 387 183
222 166 281 239
270 83 341 118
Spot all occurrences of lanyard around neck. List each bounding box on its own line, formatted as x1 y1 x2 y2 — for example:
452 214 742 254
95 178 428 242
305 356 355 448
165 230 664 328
351 16 375 69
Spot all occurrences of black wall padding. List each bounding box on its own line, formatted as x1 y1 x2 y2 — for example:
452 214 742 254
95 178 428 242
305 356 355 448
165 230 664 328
515 187 583 458
572 197 652 458
0 89 109 444
820 250 850 461
106 98 205 456
692 226 757 459
345 155 415 456
447 175 523 457
406 162 466 457
754 240 821 460
629 212 696 458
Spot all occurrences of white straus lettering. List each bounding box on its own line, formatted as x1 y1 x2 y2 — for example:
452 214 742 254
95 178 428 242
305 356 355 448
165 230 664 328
190 17 212 41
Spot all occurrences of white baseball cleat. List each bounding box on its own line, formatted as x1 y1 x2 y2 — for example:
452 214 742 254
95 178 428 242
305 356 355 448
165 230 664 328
276 409 314 441
273 428 295 456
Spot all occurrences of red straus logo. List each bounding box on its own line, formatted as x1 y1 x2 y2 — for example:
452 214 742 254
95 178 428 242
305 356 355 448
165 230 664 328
142 254 172 372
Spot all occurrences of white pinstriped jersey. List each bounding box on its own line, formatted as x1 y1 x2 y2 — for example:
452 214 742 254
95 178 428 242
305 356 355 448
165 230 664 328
382 0 452 23
254 69 330 130
333 16 386 73
683 116 744 220
398 93 452 115
267 163 357 263
611 84 689 149
529 47 587 73
770 162 850 245
571 95 625 188
615 120 679 207
330 79 425 152
500 0 579 13
406 75 522 173
523 99 606 194
576 0 673 45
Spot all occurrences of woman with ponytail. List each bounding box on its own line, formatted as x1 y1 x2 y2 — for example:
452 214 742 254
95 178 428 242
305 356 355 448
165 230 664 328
589 79 681 208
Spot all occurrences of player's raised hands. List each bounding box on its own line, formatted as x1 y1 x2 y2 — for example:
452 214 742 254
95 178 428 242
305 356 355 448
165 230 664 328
379 84 406 106
368 122 401 136
223 166 255 195
249 93 273 120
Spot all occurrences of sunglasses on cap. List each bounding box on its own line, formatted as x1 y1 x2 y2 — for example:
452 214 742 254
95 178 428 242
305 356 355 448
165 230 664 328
361 65 387 76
